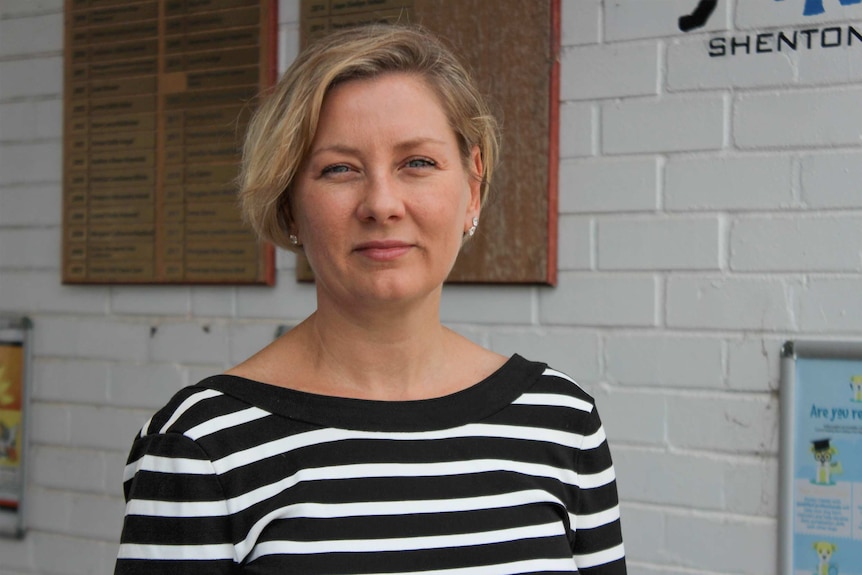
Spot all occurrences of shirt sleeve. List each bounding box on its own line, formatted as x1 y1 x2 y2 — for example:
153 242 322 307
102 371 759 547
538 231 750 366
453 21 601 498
114 431 238 575
570 405 627 575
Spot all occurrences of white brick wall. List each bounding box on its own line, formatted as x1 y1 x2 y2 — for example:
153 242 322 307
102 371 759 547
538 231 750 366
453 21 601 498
2 1 862 573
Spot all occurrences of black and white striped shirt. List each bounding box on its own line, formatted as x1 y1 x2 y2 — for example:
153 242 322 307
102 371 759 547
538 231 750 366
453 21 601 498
115 354 626 574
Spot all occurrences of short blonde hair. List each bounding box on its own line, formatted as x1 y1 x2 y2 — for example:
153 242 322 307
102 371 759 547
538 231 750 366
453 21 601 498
238 24 500 251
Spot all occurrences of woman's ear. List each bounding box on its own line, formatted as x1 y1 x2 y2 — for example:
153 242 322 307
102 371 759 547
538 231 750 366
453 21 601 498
467 145 483 215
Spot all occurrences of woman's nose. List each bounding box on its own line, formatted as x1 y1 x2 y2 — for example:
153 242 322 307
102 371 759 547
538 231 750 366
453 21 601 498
356 172 406 223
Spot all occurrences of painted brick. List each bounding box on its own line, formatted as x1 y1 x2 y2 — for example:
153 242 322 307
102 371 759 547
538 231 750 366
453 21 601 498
559 157 658 213
602 95 725 154
561 0 599 46
278 0 299 25
0 0 61 17
666 276 798 331
598 216 721 271
0 270 109 315
0 534 34 571
70 405 150 451
559 102 594 158
667 394 779 454
605 335 723 388
149 321 230 364
0 56 62 100
30 532 114 575
29 403 71 446
799 277 862 332
441 285 535 324
0 184 62 225
664 513 775 574
110 286 191 315
33 316 151 362
0 13 62 57
667 37 795 90
665 155 794 211
230 323 280 365
191 286 236 316
30 446 107 493
731 214 862 272
561 43 659 101
724 458 778 516
236 280 317 320
0 228 59 269
588 387 667 446
736 1 862 28
108 362 185 410
557 215 592 270
278 21 301 75
796 34 862 85
801 152 862 208
734 88 862 148
539 272 657 327
614 447 725 509
727 338 784 392
489 329 600 382
0 142 62 184
67 492 125 540
32 358 110 404
618 504 665 565
605 0 728 42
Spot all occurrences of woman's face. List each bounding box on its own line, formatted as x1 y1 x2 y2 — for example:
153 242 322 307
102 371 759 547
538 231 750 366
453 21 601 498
291 72 482 311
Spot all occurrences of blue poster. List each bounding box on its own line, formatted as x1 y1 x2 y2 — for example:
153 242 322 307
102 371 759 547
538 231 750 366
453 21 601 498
793 357 862 575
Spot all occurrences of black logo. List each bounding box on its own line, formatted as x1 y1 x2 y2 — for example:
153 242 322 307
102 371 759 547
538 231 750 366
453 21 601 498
678 0 718 32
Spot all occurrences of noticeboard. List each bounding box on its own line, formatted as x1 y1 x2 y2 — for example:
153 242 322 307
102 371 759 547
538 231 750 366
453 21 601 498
0 317 32 539
299 0 560 285
63 0 276 285
780 341 862 575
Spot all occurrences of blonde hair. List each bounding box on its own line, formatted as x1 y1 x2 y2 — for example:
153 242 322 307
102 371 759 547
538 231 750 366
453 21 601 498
238 24 500 251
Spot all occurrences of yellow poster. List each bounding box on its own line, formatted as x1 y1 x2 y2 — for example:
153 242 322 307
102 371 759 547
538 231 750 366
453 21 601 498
0 343 23 469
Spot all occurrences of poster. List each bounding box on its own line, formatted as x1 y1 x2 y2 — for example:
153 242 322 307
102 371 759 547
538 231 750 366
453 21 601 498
0 342 23 513
790 354 862 575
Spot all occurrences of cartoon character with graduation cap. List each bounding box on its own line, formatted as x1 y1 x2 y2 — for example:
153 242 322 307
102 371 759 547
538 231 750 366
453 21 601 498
851 375 862 402
811 438 842 485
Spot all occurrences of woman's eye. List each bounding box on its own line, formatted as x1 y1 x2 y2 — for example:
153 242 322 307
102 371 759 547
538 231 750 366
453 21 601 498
405 158 435 169
321 164 350 176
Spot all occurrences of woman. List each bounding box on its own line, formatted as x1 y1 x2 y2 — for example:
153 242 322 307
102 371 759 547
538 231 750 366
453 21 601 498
116 24 626 575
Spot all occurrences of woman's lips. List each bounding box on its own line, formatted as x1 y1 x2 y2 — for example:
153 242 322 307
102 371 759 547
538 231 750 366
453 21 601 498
354 241 413 261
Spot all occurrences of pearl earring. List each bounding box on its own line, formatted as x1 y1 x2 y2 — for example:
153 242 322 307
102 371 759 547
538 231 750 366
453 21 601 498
289 234 300 246
467 217 478 237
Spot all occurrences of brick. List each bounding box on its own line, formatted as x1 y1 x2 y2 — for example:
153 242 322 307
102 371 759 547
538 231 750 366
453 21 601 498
0 184 62 225
801 152 862 208
561 0 599 46
667 394 778 454
0 142 62 184
441 285 534 324
230 323 280 365
29 403 71 446
667 37 794 90
559 102 594 158
33 316 151 362
0 228 59 269
665 155 794 211
603 95 725 154
561 43 658 100
0 56 62 100
69 493 126 540
559 157 658 213
108 362 185 409
70 405 150 451
588 387 667 445
149 321 230 364
236 280 317 320
730 214 862 271
734 88 862 148
0 270 109 315
618 504 665 565
0 13 62 57
799 277 862 332
539 272 657 327
0 534 34 571
557 215 592 270
614 447 725 509
110 286 190 315
30 532 114 575
724 458 778 516
665 513 775 574
605 0 728 42
796 33 862 85
32 358 110 404
598 216 721 270
0 0 61 17
30 446 107 493
727 338 784 391
489 329 600 382
666 276 798 331
605 335 723 388
191 285 236 316
737 1 862 28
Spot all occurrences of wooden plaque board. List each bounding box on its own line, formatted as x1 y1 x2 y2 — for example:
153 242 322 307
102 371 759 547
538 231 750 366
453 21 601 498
63 0 277 285
299 0 560 285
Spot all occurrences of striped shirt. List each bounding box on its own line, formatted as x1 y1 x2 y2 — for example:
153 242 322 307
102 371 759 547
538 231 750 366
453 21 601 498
115 354 626 574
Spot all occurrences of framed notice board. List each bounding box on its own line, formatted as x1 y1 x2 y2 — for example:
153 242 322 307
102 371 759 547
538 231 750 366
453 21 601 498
780 341 862 575
299 0 561 285
0 317 32 539
63 0 277 285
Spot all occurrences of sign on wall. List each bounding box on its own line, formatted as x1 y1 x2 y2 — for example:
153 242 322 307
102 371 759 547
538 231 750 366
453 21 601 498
780 341 862 575
63 0 276 285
